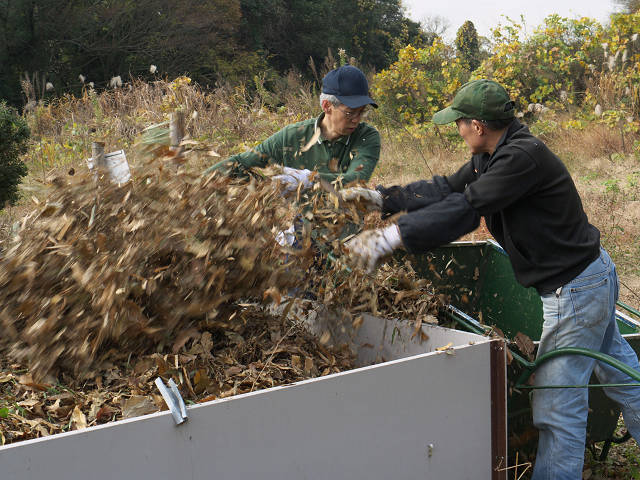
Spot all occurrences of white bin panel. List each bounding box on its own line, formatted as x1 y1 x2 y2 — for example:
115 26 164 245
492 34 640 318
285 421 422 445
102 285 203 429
0 337 493 480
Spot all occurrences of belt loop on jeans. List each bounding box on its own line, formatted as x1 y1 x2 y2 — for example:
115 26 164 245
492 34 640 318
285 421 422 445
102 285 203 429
555 286 563 297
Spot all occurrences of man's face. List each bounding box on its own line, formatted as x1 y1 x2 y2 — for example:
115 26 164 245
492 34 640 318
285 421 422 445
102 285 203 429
456 118 486 154
330 104 368 136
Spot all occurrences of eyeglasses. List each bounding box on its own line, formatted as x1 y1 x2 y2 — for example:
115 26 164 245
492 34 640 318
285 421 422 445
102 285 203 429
337 106 370 120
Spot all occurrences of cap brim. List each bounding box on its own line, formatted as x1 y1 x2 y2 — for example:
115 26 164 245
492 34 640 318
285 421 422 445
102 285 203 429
336 95 378 109
431 106 465 125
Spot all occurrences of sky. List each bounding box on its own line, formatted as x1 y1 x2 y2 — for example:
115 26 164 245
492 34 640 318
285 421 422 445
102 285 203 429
402 0 619 40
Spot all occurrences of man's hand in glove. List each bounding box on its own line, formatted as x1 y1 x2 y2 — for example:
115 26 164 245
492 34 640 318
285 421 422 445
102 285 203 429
344 224 403 273
338 187 383 211
272 167 313 194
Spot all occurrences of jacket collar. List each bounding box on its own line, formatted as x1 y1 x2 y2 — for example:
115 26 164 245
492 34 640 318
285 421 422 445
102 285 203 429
494 119 525 152
314 113 352 145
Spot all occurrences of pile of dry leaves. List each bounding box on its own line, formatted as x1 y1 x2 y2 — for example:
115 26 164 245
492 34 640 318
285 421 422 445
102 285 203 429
0 160 312 377
0 138 441 446
0 303 352 445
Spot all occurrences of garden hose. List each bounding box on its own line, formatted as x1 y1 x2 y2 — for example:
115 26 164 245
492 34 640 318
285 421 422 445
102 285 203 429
618 300 640 319
515 347 640 390
443 308 640 390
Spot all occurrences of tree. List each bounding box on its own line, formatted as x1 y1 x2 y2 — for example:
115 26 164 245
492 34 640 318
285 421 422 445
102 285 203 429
0 102 29 209
348 0 427 68
421 15 450 45
1 0 425 104
372 41 465 123
35 0 260 88
0 0 263 105
455 20 481 72
476 15 604 108
615 0 640 13
0 0 42 105
239 0 426 73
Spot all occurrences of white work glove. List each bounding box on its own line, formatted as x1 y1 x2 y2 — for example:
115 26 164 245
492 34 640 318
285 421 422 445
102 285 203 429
272 167 313 194
344 224 403 273
275 224 296 247
339 187 383 211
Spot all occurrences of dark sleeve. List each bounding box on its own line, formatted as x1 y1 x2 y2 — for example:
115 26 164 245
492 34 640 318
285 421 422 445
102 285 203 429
446 160 476 192
376 175 452 217
464 149 539 216
396 193 481 253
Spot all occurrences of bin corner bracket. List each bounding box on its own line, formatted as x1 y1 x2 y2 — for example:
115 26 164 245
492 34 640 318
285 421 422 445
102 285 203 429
155 377 188 425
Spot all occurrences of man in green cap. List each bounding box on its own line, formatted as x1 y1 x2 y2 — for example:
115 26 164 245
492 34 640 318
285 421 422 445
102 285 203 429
206 65 380 191
341 79 640 479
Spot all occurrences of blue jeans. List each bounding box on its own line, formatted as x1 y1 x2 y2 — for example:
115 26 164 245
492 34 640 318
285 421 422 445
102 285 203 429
531 248 640 480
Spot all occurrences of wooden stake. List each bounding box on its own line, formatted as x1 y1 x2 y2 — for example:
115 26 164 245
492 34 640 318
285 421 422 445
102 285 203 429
170 110 185 157
92 142 105 168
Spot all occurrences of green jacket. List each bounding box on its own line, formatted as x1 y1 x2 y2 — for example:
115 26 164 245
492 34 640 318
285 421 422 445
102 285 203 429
208 113 381 184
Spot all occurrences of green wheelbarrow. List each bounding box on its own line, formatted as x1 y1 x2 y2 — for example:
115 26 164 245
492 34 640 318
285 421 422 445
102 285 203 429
402 240 640 462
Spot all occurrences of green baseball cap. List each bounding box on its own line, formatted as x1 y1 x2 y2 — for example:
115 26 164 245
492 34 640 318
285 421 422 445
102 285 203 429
432 79 515 124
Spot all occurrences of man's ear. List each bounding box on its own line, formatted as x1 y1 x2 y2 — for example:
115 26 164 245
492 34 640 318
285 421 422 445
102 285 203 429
471 119 485 135
321 100 332 114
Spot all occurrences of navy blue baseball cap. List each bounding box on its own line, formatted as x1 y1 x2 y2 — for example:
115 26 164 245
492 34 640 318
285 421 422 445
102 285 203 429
322 65 378 109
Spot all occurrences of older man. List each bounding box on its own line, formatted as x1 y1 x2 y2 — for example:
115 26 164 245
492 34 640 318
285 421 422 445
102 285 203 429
207 65 380 191
342 79 640 479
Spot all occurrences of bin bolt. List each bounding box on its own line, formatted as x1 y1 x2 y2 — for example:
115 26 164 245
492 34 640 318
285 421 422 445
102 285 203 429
427 443 434 458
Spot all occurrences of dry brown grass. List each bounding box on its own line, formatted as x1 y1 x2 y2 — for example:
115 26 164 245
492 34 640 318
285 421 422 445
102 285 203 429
24 77 318 165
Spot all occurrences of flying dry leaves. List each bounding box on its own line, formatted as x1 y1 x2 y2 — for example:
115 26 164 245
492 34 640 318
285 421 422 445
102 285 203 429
0 156 316 378
0 133 442 447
